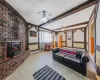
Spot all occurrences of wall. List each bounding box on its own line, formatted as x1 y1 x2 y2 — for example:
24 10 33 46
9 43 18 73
67 30 72 47
86 26 89 51
96 1 100 69
0 1 29 80
0 2 27 62
73 29 85 48
55 27 86 49
0 51 29 80
28 26 38 51
88 12 95 54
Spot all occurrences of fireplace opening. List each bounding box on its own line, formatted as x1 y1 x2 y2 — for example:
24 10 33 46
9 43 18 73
7 42 21 58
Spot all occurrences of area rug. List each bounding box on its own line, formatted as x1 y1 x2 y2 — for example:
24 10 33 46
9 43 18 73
33 65 65 80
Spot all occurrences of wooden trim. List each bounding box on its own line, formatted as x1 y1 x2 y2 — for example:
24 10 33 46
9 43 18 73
67 46 85 49
84 28 86 50
29 42 38 45
34 26 38 31
55 21 88 30
30 49 39 52
73 47 84 49
57 27 86 33
80 29 84 32
67 22 88 28
38 27 40 50
28 23 55 32
65 31 67 47
62 41 66 43
88 25 89 53
72 30 74 48
73 30 77 33
26 23 29 50
73 42 84 43
40 27 55 32
28 23 39 31
62 46 66 47
28 25 34 30
28 23 38 28
39 0 96 27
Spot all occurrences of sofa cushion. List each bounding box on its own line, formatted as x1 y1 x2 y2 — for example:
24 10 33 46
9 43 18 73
59 49 69 53
55 52 66 57
64 54 81 63
68 51 77 55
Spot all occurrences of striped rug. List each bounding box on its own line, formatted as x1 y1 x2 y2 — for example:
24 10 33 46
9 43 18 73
33 65 65 80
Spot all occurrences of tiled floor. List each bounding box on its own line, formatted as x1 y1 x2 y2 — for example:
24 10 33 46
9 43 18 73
5 51 92 80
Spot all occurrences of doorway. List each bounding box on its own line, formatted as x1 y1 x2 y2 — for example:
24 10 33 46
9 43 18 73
90 22 95 62
91 23 95 55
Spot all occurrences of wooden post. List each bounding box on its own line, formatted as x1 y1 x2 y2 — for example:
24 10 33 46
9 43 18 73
84 28 86 51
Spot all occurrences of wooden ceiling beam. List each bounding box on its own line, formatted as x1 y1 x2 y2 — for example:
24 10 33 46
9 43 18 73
38 0 97 27
27 23 55 32
54 21 88 30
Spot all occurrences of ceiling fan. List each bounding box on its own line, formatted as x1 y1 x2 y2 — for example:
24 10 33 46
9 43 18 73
37 10 51 22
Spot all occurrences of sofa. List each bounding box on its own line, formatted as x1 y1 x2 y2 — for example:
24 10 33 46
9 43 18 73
52 48 89 76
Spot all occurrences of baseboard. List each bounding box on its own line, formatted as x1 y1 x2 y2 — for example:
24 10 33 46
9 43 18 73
30 49 39 52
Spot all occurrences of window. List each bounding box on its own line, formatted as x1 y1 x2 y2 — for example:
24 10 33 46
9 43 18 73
39 31 52 43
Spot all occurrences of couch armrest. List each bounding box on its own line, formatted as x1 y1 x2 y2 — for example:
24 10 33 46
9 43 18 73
82 56 89 63
52 48 60 54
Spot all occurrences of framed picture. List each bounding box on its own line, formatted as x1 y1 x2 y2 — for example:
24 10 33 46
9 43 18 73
30 31 37 37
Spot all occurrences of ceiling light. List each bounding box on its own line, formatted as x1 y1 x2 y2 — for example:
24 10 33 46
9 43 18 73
38 10 51 22
41 17 47 22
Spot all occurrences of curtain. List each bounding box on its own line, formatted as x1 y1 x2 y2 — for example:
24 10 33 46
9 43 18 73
39 31 52 50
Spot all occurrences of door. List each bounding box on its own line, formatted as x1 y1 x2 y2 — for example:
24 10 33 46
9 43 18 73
58 35 62 48
91 37 94 54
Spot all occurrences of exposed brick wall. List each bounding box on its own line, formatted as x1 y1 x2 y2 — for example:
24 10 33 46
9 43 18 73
0 51 29 80
0 2 27 61
0 2 29 80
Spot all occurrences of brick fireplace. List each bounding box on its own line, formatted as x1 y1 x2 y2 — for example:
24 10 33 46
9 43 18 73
0 1 27 62
0 1 29 80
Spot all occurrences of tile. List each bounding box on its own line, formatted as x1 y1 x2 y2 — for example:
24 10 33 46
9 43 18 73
5 51 91 80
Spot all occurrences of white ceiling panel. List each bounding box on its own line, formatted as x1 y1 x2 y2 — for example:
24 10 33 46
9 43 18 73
42 5 95 30
6 0 88 25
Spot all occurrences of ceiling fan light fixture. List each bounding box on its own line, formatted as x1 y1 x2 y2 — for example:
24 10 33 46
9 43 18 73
38 10 51 22
41 17 47 22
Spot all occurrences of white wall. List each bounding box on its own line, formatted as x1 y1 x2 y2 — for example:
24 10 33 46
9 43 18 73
96 1 100 67
28 26 38 50
28 27 38 43
74 29 84 42
67 30 72 47
86 27 89 51
96 2 100 46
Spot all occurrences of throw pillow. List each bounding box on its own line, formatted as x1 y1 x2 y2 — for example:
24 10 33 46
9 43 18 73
76 51 82 59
